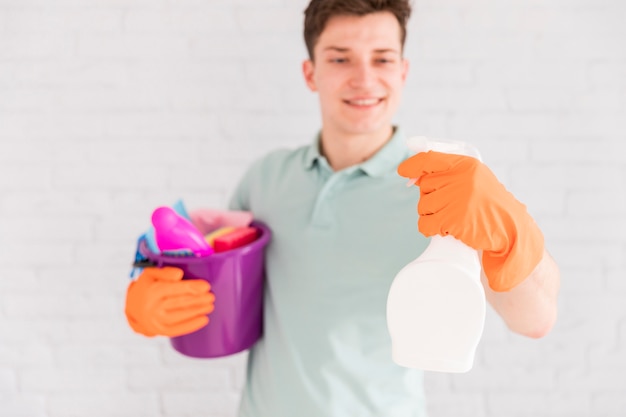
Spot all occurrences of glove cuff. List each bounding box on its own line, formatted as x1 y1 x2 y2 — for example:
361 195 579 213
482 216 545 292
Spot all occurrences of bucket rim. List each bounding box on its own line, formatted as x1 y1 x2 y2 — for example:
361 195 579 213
140 220 271 265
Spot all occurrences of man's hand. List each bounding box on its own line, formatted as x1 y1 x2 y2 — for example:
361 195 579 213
125 266 215 337
398 151 544 292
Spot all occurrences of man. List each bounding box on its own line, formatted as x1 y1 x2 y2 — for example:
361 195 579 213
125 1 560 416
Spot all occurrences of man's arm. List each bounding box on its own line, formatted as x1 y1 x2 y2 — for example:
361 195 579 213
481 249 560 338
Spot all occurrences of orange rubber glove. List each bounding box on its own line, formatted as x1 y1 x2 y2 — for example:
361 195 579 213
125 266 215 337
397 151 544 292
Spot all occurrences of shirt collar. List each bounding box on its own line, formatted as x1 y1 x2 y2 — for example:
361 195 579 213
303 127 409 178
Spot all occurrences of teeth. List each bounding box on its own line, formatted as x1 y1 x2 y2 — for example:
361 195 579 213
349 98 379 106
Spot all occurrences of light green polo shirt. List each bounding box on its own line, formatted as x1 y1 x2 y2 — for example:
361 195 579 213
228 127 430 417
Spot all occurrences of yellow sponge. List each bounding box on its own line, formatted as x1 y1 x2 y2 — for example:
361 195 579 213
204 227 236 247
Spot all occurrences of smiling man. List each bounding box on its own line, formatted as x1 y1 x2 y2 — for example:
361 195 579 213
125 1 560 416
301 10 409 171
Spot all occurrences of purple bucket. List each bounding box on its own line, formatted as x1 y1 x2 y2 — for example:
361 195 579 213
140 221 270 358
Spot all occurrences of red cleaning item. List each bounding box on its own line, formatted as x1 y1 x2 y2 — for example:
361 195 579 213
213 227 259 253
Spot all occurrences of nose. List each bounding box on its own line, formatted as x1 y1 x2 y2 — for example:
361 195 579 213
349 61 375 89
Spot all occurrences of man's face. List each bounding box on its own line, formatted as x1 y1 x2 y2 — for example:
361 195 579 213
303 12 409 137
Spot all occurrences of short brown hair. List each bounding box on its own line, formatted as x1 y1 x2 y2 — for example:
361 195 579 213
303 0 412 60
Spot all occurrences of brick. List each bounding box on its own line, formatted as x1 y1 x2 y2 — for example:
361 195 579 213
95 216 154 244
0 394 46 417
20 368 125 392
221 82 285 113
593 392 626 414
465 8 626 34
55 87 170 112
0 319 69 344
408 62 474 87
52 162 168 190
557 266 606 294
236 7 306 34
124 9 238 33
571 89 625 111
407 88 507 111
218 113 318 142
36 266 131 294
590 63 626 88
73 242 134 267
54 345 160 368
47 393 160 417
0 113 106 138
450 366 556 391
103 112 219 137
0 243 74 266
4 10 122 33
511 163 625 190
411 8 464 33
566 162 624 190
0 163 52 190
417 34 534 61
1 190 107 215
4 294 118 319
589 345 626 370
425 392 485 417
65 319 142 344
0 345 53 368
128 366 231 391
550 295 622 347
162 391 241 415
513 189 566 216
0 215 93 243
556 365 626 392
606 264 626 292
531 139 626 163
447 113 568 137
506 89 579 111
482 338 586 370
0 268 39 291
474 62 588 88
8 60 129 88
0 139 86 163
0 369 17 392
550 243 623 268
488 392 591 415
77 34 192 59
190 34 306 60
0 0 155 5
535 34 626 60
0 34 73 59
567 190 626 215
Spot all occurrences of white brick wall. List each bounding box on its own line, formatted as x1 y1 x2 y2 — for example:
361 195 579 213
0 0 624 416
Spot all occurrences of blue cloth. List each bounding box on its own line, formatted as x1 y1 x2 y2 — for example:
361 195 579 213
229 127 430 417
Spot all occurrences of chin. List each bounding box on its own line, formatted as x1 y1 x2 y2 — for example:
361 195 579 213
343 121 390 136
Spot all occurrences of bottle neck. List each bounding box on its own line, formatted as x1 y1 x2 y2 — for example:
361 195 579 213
418 235 482 279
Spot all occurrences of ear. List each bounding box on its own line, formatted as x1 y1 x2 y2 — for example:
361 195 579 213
302 59 317 92
401 58 409 84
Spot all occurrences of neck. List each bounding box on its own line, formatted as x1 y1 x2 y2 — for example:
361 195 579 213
320 125 395 171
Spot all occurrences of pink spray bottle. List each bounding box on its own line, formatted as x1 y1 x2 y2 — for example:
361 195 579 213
151 206 214 257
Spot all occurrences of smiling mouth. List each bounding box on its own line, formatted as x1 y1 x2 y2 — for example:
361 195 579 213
344 98 384 107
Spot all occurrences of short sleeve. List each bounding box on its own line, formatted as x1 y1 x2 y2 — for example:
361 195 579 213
227 166 253 212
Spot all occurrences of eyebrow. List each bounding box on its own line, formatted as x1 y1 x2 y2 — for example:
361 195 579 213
322 46 400 54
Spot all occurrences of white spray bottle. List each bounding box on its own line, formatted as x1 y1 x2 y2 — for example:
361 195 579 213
386 136 486 373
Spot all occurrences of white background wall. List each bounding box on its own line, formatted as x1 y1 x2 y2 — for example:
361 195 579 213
0 0 625 416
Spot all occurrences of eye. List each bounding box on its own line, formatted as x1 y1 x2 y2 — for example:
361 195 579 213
329 58 347 64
